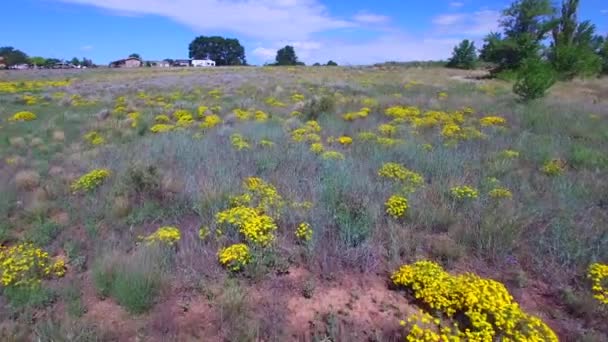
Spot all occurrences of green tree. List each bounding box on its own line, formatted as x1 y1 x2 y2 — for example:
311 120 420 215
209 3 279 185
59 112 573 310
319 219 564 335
483 0 556 72
549 0 602 79
188 36 246 66
326 60 338 66
600 36 608 74
81 58 94 67
447 39 477 69
70 57 81 66
129 53 141 59
513 57 556 100
43 58 61 68
0 47 29 66
275 45 299 66
28 56 47 67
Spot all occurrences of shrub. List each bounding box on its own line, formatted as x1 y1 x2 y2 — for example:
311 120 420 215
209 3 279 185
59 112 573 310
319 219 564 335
92 246 169 314
513 58 556 101
218 243 251 271
9 111 37 122
392 261 558 341
446 39 477 69
71 169 111 193
588 263 608 305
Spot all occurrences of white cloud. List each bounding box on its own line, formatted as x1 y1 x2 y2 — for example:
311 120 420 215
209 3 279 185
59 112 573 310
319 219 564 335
433 14 465 26
601 9 608 14
449 2 464 8
432 10 500 37
57 0 354 41
353 12 391 24
80 45 94 51
254 35 457 65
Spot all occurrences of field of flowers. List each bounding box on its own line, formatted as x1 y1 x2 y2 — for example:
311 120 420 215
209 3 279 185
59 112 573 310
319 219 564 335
0 66 607 341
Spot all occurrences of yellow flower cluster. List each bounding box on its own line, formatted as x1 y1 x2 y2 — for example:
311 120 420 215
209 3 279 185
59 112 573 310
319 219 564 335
71 169 111 192
588 263 608 305
378 124 397 136
216 177 284 246
358 131 377 141
291 120 322 143
480 115 507 127
291 93 305 102
392 261 558 342
198 226 210 240
9 111 37 122
310 143 324 154
500 149 520 159
295 222 313 242
264 97 287 107
259 139 274 148
438 92 448 100
218 243 251 271
0 243 65 287
22 94 39 105
216 206 277 246
385 195 408 219
542 159 566 176
144 226 181 246
83 131 105 145
173 110 194 127
243 177 285 214
155 114 171 123
321 151 345 160
150 124 175 133
342 107 370 121
385 106 421 120
197 105 209 117
208 89 222 99
378 163 424 193
489 187 513 199
201 114 222 129
230 133 251 150
450 185 478 200
337 136 353 146
0 80 70 93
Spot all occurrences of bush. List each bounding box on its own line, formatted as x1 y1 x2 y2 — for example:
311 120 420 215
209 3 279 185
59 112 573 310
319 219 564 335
513 58 556 100
446 39 477 70
92 246 169 314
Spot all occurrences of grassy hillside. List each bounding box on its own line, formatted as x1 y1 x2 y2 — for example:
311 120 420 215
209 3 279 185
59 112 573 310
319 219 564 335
0 66 607 341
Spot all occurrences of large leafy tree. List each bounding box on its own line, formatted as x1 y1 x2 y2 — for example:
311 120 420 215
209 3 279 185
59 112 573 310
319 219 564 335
447 39 477 69
481 0 556 72
189 36 246 66
28 56 47 67
601 36 608 74
549 0 602 79
275 45 299 66
0 46 29 66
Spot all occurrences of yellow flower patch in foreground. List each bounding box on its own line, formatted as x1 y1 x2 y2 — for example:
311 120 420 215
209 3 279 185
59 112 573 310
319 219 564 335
392 261 558 342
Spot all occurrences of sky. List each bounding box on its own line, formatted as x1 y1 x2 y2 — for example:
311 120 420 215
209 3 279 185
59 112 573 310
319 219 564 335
1 0 607 66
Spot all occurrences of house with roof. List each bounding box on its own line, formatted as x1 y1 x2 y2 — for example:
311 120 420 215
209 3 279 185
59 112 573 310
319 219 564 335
192 59 216 67
109 56 142 68
173 59 191 67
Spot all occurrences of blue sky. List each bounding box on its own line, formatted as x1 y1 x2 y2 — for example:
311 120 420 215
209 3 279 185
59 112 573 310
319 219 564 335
1 0 606 65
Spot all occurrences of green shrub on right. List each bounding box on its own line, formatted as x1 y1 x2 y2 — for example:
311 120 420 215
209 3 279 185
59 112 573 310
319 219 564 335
513 58 556 101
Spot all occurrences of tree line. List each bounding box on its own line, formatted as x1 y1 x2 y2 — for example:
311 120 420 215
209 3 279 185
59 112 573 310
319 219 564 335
188 36 337 67
0 46 95 69
446 0 608 99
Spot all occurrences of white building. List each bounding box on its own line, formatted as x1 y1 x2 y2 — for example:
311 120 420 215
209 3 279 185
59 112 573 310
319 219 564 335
192 59 216 67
